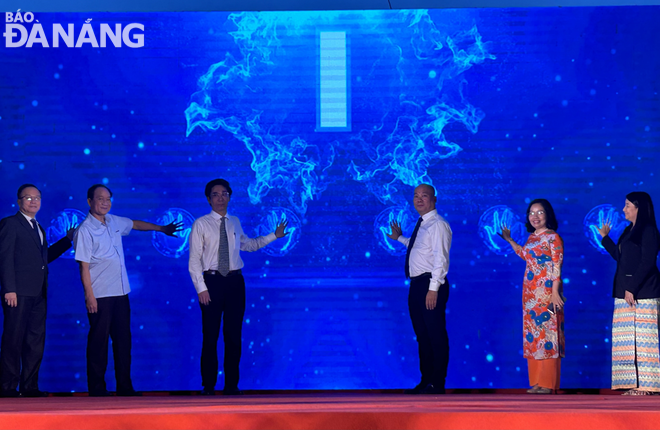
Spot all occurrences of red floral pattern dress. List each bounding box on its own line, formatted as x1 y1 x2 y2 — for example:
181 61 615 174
515 230 565 360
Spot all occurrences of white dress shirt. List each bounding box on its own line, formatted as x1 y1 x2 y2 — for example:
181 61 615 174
188 211 277 294
398 209 452 292
20 212 43 244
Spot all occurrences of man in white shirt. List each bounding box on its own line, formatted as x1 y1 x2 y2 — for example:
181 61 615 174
189 178 287 395
74 184 182 397
388 184 452 395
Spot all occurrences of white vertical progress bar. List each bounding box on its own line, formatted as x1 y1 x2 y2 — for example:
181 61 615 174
319 31 348 130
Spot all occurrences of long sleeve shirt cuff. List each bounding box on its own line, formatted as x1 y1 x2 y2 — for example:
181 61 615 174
429 278 445 292
192 280 208 295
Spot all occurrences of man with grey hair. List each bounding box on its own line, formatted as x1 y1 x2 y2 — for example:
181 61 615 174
388 183 452 394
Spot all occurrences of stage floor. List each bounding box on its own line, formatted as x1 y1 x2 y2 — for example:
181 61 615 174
1 393 659 429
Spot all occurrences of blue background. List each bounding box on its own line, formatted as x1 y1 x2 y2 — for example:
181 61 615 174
1 6 659 392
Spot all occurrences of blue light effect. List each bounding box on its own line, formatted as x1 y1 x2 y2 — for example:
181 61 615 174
583 204 629 254
254 207 301 256
1 7 659 393
374 205 417 256
46 209 87 259
478 205 527 255
185 10 493 211
151 208 194 258
318 31 349 131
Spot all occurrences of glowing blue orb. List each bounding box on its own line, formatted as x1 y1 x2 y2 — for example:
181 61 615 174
374 205 418 256
478 205 527 256
47 209 87 259
583 204 628 255
255 207 301 257
151 208 195 258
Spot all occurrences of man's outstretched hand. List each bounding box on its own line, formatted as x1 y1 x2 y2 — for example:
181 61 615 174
161 221 184 237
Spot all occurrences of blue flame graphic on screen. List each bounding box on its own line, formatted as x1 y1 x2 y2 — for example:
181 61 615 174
374 205 418 256
185 10 493 212
254 207 301 256
583 204 629 255
151 208 194 259
47 209 86 259
478 205 527 256
348 17 495 204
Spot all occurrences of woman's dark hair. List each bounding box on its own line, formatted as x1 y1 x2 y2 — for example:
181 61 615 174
87 184 113 200
525 199 559 233
205 179 232 198
625 191 659 246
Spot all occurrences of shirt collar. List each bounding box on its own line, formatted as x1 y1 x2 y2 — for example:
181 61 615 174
85 211 108 228
420 209 437 222
20 211 36 223
209 210 230 220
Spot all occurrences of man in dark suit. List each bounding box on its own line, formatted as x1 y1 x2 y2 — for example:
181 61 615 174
0 184 73 398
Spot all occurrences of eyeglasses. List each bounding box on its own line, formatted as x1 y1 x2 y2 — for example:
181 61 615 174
211 192 230 198
94 198 112 204
528 210 545 216
19 196 41 202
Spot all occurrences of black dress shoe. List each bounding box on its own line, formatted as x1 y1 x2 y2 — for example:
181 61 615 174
404 382 427 394
223 388 244 396
0 390 19 398
20 389 49 398
200 388 216 396
421 384 446 395
117 390 142 397
89 390 112 397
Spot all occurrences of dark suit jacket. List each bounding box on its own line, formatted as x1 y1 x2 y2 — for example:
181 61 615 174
0 212 72 297
601 224 660 299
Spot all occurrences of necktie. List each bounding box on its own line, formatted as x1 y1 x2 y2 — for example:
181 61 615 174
404 217 423 279
30 219 43 248
218 217 230 276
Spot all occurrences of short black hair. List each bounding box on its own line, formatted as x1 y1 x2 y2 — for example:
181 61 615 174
87 184 113 200
17 184 41 199
525 198 559 233
205 179 232 198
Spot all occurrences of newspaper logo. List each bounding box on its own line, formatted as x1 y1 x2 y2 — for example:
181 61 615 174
4 11 144 48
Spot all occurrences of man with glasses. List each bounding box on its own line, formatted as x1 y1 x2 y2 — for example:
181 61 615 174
73 184 182 396
0 184 74 397
189 178 288 395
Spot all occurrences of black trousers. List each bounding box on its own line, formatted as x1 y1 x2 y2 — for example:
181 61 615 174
200 272 246 391
86 294 133 394
0 294 46 393
408 273 449 389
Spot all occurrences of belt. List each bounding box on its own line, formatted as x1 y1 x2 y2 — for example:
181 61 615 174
204 269 242 277
410 272 432 279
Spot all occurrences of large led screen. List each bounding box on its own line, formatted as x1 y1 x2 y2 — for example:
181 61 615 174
0 6 659 391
